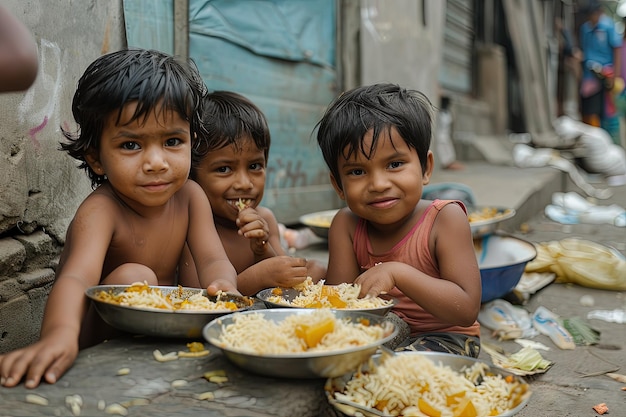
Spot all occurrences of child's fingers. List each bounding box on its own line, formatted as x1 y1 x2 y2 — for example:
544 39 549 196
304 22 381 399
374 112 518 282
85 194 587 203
0 348 38 387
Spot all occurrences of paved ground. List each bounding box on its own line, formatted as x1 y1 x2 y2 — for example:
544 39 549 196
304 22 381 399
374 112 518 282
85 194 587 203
1 161 624 417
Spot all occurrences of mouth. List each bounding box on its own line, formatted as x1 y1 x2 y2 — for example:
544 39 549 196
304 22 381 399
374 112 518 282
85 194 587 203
368 197 398 209
229 198 254 212
142 181 170 192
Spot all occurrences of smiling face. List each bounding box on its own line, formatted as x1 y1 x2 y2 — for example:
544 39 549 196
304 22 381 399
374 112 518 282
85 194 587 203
192 135 267 222
85 101 192 210
331 127 434 228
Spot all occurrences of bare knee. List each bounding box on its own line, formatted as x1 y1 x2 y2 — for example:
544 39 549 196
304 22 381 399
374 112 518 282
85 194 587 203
101 263 158 285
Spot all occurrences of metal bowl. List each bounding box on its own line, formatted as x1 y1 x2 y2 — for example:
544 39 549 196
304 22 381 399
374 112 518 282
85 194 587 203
469 206 516 238
203 308 398 379
256 287 397 316
475 235 537 303
299 209 339 238
86 285 253 339
325 351 532 417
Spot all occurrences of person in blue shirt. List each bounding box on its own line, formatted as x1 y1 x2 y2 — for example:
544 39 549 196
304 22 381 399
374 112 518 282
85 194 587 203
579 1 622 144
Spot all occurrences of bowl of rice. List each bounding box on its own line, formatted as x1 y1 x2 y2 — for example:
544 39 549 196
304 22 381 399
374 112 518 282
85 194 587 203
256 278 397 316
469 206 516 238
203 308 398 379
326 351 531 417
299 209 340 238
86 283 253 338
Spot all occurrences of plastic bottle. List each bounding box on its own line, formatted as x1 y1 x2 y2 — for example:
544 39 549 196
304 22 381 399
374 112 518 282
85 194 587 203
587 309 626 324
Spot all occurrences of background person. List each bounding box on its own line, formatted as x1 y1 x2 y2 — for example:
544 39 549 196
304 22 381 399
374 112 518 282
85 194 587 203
0 4 38 92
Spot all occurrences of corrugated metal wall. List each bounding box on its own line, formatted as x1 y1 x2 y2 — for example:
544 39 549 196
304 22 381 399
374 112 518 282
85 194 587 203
439 0 474 93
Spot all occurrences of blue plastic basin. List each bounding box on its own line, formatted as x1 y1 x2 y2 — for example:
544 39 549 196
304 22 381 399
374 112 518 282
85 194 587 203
475 235 537 303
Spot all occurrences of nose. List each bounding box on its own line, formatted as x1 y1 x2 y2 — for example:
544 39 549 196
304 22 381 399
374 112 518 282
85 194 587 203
143 146 168 173
368 169 391 192
232 170 253 190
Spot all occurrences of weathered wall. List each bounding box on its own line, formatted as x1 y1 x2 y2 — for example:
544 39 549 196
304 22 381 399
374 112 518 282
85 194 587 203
0 0 127 353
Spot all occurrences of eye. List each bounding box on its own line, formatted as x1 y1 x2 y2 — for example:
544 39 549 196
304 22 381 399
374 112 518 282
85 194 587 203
216 166 232 174
388 161 403 169
165 138 182 147
348 168 365 176
249 162 264 171
122 142 140 150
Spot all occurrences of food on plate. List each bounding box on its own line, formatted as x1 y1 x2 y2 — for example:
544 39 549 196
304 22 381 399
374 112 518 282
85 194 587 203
93 282 241 311
305 214 333 228
266 278 393 309
331 353 530 416
468 207 513 223
212 309 389 354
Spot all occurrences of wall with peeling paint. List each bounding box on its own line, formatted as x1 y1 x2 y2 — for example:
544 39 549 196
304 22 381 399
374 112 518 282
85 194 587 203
0 0 127 243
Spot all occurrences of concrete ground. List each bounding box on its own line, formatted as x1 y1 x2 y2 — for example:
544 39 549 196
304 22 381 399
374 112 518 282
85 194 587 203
1 161 624 417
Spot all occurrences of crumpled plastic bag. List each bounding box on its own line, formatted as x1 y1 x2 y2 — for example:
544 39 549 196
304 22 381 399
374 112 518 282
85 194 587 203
525 238 626 291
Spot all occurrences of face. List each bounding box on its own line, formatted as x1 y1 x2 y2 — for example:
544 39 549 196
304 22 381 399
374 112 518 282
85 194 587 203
193 135 266 221
331 127 433 227
86 102 192 209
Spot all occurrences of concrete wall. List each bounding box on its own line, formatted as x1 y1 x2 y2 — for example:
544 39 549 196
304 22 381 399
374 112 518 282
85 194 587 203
0 0 127 353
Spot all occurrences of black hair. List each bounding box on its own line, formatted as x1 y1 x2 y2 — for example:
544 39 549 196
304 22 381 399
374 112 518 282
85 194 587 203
60 48 208 188
315 83 433 190
193 90 271 170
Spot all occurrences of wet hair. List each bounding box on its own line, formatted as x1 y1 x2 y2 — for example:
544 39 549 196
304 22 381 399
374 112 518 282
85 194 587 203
315 83 434 190
60 49 208 188
193 90 271 171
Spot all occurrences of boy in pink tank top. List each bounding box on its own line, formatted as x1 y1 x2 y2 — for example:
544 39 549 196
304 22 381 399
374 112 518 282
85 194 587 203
315 83 482 357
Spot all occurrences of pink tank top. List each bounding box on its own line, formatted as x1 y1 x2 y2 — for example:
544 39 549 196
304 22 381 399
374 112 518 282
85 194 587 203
353 199 480 337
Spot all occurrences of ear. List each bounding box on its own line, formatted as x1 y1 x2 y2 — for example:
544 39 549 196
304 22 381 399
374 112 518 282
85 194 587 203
85 151 105 176
422 150 435 185
329 173 345 200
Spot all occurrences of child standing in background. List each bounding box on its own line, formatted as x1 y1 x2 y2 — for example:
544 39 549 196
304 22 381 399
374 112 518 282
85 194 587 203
0 49 238 388
179 91 326 295
316 83 482 356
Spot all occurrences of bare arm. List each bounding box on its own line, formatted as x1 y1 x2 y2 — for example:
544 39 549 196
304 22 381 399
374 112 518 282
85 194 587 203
324 208 361 285
0 5 38 92
185 181 238 294
236 207 311 295
0 196 115 388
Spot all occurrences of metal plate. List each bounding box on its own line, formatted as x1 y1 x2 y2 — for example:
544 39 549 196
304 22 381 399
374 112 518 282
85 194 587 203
256 287 397 316
469 206 516 238
299 209 339 238
203 308 398 379
325 351 532 417
86 285 253 339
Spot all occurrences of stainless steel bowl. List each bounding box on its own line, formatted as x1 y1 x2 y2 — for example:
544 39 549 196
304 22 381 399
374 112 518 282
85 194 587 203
299 209 339 238
469 206 516 238
86 285 253 339
256 287 397 316
326 351 532 417
203 308 398 379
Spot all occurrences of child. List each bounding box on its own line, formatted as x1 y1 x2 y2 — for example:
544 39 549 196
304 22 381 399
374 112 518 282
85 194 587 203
0 49 238 388
0 4 38 92
178 91 326 295
315 83 482 357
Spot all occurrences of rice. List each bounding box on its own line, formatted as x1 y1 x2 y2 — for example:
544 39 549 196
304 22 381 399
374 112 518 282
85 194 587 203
214 309 388 354
334 353 530 416
266 278 393 309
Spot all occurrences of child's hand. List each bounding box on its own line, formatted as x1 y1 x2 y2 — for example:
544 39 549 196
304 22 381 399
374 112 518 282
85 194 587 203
236 207 270 254
256 256 309 288
206 277 240 296
0 330 78 388
354 263 396 298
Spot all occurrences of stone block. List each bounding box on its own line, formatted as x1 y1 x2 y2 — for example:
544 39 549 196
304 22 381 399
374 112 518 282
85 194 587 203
0 238 26 277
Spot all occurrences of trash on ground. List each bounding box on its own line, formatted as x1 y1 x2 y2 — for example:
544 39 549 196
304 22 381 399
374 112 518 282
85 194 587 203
579 294 595 306
605 373 626 383
562 316 600 345
532 306 576 350
514 272 556 303
545 191 626 227
592 402 609 415
525 238 626 291
481 343 553 376
587 309 626 324
514 339 551 351
478 299 537 340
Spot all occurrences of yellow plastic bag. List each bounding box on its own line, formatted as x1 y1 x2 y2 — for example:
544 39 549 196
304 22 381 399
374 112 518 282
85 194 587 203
525 238 626 290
